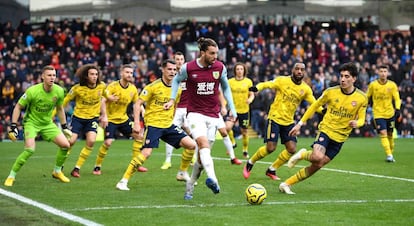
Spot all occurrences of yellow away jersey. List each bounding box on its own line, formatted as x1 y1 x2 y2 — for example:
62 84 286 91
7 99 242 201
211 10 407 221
302 86 368 143
257 76 316 126
139 78 181 128
229 77 253 114
366 80 401 119
105 80 139 124
63 82 106 119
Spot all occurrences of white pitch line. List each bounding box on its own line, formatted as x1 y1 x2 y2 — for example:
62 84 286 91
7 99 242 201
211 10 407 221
319 167 414 182
207 155 414 183
0 188 102 226
70 198 414 211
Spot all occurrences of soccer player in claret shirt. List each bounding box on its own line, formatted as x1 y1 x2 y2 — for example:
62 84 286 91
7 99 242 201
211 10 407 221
93 64 146 175
115 59 196 191
280 62 368 195
165 37 238 200
366 65 401 162
58 64 108 178
5 65 72 187
243 62 319 181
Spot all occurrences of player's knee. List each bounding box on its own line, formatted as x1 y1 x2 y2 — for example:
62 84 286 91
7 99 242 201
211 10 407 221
141 148 152 158
86 140 95 147
182 137 196 150
286 147 296 154
266 143 276 153
311 152 325 163
103 139 113 148
61 140 71 149
219 129 228 136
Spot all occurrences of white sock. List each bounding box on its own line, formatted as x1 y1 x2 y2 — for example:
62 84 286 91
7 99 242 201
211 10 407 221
199 147 217 182
190 159 202 183
165 143 173 163
222 136 236 159
120 178 128 183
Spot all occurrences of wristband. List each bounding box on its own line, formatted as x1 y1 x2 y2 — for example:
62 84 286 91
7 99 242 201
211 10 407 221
61 124 68 129
298 121 304 126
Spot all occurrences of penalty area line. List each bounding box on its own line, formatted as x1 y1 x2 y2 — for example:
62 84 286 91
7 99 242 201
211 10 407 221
0 188 102 226
206 155 414 183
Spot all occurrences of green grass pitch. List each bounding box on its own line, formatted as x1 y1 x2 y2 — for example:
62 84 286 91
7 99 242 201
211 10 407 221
1 137 413 225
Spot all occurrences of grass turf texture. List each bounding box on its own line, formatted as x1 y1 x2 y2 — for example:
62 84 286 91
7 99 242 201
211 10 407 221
0 137 413 225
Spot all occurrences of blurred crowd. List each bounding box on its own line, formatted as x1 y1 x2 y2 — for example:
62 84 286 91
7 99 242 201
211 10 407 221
0 15 413 141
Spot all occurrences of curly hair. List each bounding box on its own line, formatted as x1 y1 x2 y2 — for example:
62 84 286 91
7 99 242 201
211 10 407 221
75 64 102 86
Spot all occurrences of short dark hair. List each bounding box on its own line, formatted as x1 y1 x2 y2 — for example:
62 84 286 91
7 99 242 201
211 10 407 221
378 65 389 70
162 59 176 68
339 62 358 77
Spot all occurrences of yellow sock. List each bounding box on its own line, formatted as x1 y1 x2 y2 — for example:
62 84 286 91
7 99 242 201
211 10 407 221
122 152 146 180
75 146 93 168
179 149 195 171
132 139 143 158
250 146 269 163
271 149 292 169
380 135 392 156
228 130 236 146
95 144 108 167
242 134 249 152
285 167 309 186
388 136 394 154
302 150 312 161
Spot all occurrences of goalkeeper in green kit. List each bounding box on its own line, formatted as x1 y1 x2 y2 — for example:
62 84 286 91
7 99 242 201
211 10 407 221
4 65 73 187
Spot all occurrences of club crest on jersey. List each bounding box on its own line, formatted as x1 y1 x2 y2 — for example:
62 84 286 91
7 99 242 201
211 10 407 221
351 101 357 107
212 71 220 79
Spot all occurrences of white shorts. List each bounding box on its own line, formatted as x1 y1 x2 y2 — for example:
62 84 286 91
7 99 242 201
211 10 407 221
187 112 219 142
217 114 226 130
173 107 188 128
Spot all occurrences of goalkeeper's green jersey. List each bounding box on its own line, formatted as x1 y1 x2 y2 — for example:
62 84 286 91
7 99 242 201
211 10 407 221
18 83 65 125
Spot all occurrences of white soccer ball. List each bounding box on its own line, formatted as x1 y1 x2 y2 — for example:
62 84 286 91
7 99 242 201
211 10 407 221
245 183 267 205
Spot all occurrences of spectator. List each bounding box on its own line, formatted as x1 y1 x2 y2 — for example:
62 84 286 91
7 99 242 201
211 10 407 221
399 117 413 138
1 80 14 106
0 15 413 139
